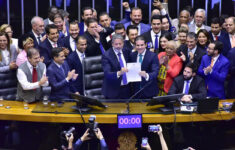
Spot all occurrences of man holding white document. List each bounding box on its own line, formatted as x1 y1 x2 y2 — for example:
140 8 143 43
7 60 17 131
130 36 159 99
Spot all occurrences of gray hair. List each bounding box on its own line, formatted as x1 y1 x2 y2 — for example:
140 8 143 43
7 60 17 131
111 34 124 43
31 16 43 26
195 8 206 17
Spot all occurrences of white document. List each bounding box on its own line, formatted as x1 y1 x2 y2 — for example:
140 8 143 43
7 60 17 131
126 63 141 83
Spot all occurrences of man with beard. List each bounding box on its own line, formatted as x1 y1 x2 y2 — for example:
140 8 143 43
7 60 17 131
168 63 206 103
61 21 80 53
124 7 151 35
198 41 229 99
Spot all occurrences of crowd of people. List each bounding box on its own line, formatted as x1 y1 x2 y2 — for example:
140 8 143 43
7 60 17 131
0 1 234 102
0 1 235 149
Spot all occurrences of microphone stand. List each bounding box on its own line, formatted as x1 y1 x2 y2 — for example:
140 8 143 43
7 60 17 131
126 80 153 114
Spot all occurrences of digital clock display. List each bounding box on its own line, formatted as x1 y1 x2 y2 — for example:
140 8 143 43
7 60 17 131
117 114 142 129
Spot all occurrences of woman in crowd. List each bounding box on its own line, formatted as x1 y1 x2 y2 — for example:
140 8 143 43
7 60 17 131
0 24 19 53
16 36 34 67
157 40 183 96
159 32 173 53
0 32 18 72
197 29 210 51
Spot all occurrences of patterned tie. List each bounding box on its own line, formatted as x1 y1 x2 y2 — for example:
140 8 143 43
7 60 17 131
154 35 159 50
32 67 37 82
117 52 127 85
139 54 143 64
184 80 190 94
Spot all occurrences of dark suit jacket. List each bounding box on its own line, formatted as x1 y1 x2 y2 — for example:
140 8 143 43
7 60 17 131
218 32 231 57
61 35 73 53
227 48 235 98
130 50 159 98
168 75 207 101
78 22 85 35
177 45 206 71
198 54 230 99
141 30 174 53
38 38 62 66
67 51 84 95
18 31 45 49
47 61 75 101
208 30 227 42
124 40 134 52
102 48 131 99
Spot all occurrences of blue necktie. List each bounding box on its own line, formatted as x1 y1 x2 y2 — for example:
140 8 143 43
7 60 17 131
74 39 77 50
154 34 158 50
139 54 143 63
60 66 65 76
184 80 190 94
117 52 127 85
99 43 105 54
37 36 41 45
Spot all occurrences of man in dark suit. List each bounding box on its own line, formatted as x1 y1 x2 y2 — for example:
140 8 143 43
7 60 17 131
47 47 78 101
141 15 172 53
209 17 223 42
19 16 46 49
177 32 206 71
198 41 230 99
125 25 138 52
130 36 159 99
227 47 235 98
168 63 207 103
219 17 235 57
84 18 112 57
61 21 80 53
124 7 151 35
67 36 86 95
102 34 131 99
38 24 68 66
78 7 93 35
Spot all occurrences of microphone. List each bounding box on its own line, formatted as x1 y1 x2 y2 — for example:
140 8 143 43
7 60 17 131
64 127 75 137
126 80 153 113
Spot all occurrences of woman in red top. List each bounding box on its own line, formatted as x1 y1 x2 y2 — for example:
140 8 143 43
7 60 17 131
157 40 183 95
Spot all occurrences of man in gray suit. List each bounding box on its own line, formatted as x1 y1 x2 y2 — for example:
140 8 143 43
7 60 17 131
17 48 48 103
189 9 210 34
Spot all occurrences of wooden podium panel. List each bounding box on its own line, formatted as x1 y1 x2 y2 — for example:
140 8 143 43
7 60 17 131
0 100 234 124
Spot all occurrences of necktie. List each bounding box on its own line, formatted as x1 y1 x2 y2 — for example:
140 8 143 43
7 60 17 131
60 66 65 76
154 35 158 50
139 54 143 64
32 67 37 83
117 52 127 85
37 36 41 44
210 58 214 68
74 39 77 50
231 35 235 48
215 35 218 41
196 27 201 34
99 43 105 54
184 80 190 94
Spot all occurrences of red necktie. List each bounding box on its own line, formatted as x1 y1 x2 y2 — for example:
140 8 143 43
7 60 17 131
32 68 37 82
215 36 218 41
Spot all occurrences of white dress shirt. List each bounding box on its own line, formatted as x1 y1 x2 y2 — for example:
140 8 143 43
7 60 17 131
1 49 10 65
17 61 48 90
136 49 149 81
70 36 76 52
